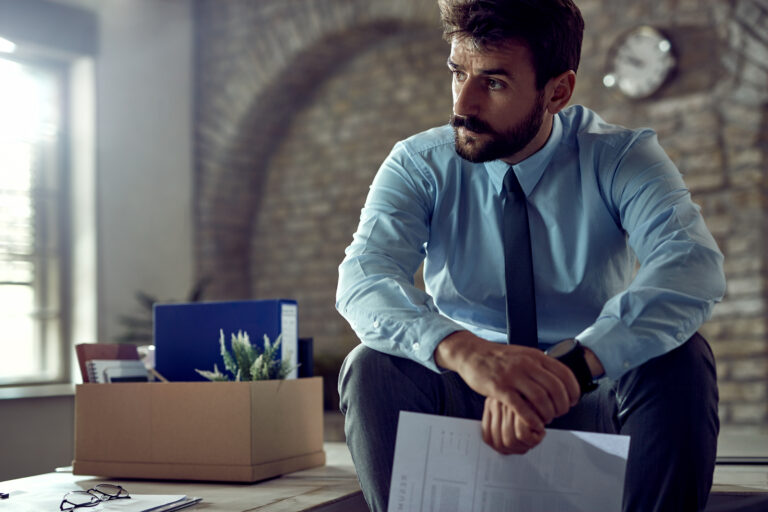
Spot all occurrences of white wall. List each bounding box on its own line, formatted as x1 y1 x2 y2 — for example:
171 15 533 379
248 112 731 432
96 0 194 342
0 0 194 480
0 395 75 481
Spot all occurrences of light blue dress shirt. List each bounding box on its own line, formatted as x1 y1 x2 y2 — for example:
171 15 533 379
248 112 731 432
336 105 725 380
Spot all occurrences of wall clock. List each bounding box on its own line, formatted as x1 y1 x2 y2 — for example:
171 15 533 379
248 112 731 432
603 25 676 99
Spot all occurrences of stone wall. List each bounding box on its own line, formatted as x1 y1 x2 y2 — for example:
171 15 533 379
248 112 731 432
195 0 768 431
250 31 449 366
571 0 768 432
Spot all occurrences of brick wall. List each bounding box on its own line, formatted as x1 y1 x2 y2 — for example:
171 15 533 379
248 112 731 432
572 0 768 433
250 31 449 365
195 0 768 430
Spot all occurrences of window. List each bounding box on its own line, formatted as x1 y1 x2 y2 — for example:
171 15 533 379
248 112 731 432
0 56 68 386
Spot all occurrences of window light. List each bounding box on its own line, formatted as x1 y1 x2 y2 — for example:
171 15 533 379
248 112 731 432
0 36 16 54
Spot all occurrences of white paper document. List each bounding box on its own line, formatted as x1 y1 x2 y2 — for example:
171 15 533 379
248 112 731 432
388 411 630 512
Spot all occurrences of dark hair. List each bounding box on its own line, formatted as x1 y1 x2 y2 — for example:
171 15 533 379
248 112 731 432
439 0 584 90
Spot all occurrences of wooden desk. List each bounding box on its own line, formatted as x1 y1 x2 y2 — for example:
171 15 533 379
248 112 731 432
707 433 768 511
3 438 768 511
0 443 366 512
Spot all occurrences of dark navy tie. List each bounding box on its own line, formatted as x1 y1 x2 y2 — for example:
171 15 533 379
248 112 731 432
503 169 538 347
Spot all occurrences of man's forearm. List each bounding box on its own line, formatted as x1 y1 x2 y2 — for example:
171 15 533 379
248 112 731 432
583 347 605 378
437 330 605 380
434 330 485 371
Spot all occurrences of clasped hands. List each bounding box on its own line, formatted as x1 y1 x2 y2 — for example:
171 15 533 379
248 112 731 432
434 331 581 455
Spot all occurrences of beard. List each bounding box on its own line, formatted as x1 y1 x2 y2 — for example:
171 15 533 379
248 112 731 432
450 92 546 163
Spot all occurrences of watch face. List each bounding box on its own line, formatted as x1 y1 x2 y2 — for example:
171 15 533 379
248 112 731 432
603 26 676 99
546 338 578 358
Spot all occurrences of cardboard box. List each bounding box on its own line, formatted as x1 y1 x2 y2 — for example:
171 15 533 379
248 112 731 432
73 377 325 482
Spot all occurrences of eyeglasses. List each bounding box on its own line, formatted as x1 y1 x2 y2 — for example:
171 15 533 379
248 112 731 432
60 484 130 511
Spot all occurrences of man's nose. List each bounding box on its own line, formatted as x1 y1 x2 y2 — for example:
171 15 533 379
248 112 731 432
453 80 480 117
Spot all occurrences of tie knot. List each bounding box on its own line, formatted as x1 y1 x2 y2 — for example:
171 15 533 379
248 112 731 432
504 169 525 199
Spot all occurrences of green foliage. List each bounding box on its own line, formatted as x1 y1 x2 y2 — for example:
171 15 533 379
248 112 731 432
195 364 229 382
195 329 296 381
220 333 238 376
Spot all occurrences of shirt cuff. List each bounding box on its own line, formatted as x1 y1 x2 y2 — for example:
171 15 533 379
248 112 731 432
408 315 466 373
576 318 645 380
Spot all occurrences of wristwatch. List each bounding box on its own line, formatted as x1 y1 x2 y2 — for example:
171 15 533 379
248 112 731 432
545 339 598 396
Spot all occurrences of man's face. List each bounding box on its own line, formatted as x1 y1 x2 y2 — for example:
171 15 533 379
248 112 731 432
448 39 548 164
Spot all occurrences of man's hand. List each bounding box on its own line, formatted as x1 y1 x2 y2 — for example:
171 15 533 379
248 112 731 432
435 331 581 452
483 397 542 454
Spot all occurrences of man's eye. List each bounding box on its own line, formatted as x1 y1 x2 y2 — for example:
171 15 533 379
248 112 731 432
452 70 467 81
488 79 504 90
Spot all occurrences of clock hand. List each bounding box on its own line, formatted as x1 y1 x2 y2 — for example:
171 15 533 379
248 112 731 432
624 55 645 68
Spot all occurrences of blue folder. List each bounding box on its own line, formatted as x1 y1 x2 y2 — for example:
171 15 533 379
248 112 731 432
154 299 298 382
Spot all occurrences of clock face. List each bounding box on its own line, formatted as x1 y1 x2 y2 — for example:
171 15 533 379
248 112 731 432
603 26 676 99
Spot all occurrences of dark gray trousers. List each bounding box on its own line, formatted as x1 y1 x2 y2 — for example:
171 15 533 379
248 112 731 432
338 333 719 512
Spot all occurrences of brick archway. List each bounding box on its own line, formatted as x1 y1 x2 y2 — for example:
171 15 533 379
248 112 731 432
195 0 439 299
248 27 451 359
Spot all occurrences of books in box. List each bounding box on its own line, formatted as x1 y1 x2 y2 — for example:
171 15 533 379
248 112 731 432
154 299 298 382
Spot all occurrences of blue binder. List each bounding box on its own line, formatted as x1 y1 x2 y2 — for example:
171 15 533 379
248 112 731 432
154 299 298 382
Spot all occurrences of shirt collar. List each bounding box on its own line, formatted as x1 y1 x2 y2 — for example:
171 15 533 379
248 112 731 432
484 113 563 196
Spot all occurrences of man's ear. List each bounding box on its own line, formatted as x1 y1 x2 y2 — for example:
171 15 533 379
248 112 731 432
545 70 576 115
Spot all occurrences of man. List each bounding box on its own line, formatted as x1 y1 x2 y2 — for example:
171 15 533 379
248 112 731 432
336 0 725 510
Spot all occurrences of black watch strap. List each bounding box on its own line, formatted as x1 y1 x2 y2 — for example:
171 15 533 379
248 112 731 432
545 339 598 396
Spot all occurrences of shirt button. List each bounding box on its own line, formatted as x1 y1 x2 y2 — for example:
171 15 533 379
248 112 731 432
413 342 421 352
373 320 380 329
623 361 630 368
676 332 685 341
